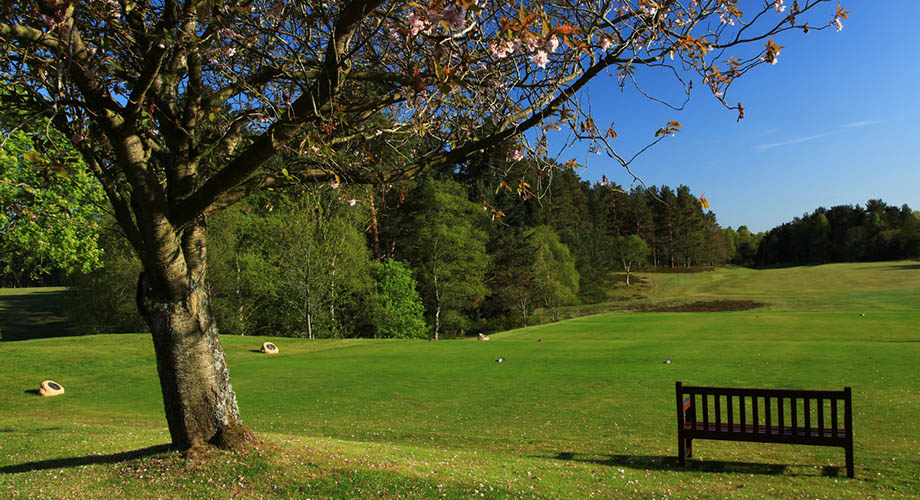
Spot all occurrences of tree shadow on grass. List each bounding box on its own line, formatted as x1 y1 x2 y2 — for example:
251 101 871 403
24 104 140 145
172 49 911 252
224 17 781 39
870 263 920 271
0 444 173 474
549 452 794 476
0 289 75 341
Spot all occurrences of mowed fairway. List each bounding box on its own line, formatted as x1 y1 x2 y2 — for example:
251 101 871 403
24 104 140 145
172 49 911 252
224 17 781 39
1 262 918 499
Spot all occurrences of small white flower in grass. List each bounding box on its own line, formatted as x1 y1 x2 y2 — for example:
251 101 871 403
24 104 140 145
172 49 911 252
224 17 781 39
311 145 320 153
348 199 357 206
530 50 549 69
330 182 340 189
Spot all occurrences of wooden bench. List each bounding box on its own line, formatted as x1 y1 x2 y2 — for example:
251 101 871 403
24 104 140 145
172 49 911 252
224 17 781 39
676 381 854 477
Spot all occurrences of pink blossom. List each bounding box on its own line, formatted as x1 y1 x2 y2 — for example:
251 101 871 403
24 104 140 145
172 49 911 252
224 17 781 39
490 40 515 58
600 37 611 52
530 50 549 69
774 0 786 14
440 4 467 30
408 13 427 36
525 37 541 52
510 149 524 161
547 35 560 53
834 17 843 31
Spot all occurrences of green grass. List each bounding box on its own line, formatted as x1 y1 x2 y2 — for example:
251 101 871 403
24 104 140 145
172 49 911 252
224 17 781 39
1 261 919 498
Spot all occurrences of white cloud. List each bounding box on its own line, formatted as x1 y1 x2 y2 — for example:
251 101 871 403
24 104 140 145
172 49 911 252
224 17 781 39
756 119 884 152
756 130 842 152
841 119 884 128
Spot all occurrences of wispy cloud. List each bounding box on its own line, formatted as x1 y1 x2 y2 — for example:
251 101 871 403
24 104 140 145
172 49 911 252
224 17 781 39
756 119 885 152
756 130 842 152
841 119 884 128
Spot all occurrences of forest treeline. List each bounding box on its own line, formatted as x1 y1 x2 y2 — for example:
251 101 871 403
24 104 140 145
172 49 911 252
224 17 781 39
4 151 918 339
52 153 743 338
755 200 920 265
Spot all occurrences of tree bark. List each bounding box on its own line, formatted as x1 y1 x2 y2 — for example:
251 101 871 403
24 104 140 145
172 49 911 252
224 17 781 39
135 221 256 451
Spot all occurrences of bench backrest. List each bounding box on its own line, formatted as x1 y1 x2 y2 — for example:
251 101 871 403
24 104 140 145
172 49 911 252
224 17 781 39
676 381 852 443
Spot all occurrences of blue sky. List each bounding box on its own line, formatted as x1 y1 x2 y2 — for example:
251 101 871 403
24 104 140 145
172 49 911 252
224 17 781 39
564 2 920 233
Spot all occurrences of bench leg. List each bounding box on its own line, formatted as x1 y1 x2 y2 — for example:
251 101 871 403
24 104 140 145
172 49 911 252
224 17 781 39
685 438 693 459
678 435 685 466
845 445 854 478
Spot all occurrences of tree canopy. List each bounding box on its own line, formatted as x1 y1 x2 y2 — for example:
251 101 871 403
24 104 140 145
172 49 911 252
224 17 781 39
1 0 845 451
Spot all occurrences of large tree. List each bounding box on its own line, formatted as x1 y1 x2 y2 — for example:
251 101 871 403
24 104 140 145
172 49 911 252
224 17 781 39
1 0 844 450
400 177 489 339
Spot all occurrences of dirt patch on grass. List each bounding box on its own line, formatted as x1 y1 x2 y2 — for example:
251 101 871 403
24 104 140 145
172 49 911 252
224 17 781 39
633 300 767 312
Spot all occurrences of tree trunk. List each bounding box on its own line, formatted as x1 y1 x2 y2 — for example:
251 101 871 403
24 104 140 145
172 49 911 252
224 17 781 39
433 300 441 341
519 298 528 327
135 221 256 452
234 256 245 334
433 274 441 340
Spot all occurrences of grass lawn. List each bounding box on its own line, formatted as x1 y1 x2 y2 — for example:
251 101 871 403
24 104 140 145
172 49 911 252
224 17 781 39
1 261 918 498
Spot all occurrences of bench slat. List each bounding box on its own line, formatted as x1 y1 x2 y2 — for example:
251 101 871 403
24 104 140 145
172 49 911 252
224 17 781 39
715 395 721 430
752 395 759 435
702 394 709 430
680 385 847 400
740 395 746 433
778 396 784 434
804 397 811 435
683 422 848 438
763 396 772 429
818 398 825 436
727 395 734 433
